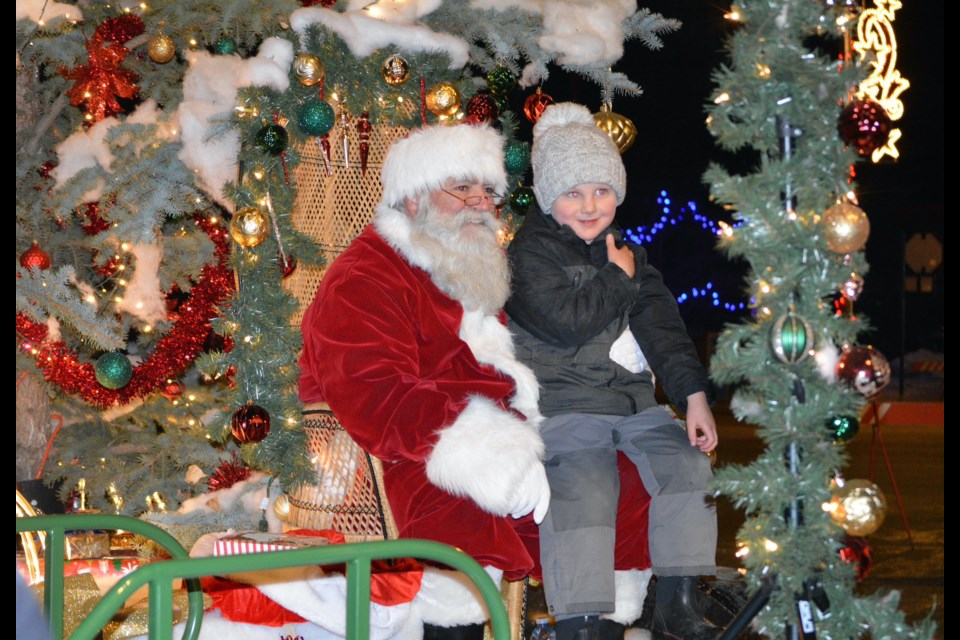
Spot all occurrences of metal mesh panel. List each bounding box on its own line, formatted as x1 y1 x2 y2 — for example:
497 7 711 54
289 407 398 542
284 121 411 327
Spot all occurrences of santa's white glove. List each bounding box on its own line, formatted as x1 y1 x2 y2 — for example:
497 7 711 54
426 397 550 522
509 461 551 524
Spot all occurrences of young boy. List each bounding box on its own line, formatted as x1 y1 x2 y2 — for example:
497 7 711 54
505 103 720 640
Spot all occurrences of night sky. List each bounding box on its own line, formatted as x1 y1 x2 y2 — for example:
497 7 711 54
511 2 944 362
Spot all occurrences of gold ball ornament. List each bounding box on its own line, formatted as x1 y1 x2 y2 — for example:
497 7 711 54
293 53 325 87
273 494 291 522
593 103 637 154
229 207 271 248
381 54 411 86
822 202 870 254
829 479 887 537
148 34 176 64
425 82 461 117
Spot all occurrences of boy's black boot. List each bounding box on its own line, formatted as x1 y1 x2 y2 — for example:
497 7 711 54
597 619 626 640
423 622 486 640
650 576 721 640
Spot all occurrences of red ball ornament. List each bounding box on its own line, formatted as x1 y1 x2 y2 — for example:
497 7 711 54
20 242 52 270
280 254 298 278
524 88 554 124
838 535 873 582
837 345 891 399
231 402 271 443
464 93 499 125
160 379 184 402
838 98 892 156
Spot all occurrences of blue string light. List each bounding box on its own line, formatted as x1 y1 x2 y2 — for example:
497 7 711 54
624 190 746 313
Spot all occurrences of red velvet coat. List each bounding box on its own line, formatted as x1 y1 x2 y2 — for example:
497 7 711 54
299 217 650 580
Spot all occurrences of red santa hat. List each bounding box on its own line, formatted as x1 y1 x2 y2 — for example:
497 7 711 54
380 123 508 209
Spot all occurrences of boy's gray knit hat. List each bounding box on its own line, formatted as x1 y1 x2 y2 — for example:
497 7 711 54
530 102 626 214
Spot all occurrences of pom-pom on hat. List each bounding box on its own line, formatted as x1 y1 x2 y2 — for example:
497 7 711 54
380 123 507 209
531 102 626 214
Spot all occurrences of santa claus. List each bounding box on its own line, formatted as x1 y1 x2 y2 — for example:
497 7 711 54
299 122 651 640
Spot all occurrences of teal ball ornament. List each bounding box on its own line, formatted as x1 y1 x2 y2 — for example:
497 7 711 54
827 415 860 444
297 99 336 137
504 142 530 175
771 311 814 363
509 186 535 215
213 35 238 56
487 66 516 97
95 352 134 389
255 124 289 155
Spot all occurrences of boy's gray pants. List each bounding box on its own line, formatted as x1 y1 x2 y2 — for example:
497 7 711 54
538 407 717 617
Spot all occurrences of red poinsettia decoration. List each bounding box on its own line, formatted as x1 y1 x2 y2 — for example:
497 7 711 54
61 34 139 124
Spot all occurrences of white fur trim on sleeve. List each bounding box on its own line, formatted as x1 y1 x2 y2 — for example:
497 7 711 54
460 309 542 427
426 395 545 517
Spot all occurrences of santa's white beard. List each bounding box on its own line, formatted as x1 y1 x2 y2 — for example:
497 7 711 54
408 200 510 315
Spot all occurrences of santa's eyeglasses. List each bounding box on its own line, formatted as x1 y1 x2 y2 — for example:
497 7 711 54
440 189 505 207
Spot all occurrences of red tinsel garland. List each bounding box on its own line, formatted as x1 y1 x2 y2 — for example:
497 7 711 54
16 215 233 409
94 15 145 45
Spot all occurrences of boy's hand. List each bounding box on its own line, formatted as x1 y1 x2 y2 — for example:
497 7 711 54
684 391 718 452
605 233 635 278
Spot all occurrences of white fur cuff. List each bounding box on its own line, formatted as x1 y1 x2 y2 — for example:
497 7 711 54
425 396 545 517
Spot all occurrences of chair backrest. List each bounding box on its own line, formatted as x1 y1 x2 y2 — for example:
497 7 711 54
16 513 511 640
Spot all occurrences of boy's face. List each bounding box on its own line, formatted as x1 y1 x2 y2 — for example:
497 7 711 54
550 183 618 243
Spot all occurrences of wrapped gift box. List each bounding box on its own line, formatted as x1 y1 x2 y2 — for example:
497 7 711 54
212 530 339 557
66 530 111 559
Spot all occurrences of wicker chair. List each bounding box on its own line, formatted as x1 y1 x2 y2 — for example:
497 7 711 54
290 403 527 640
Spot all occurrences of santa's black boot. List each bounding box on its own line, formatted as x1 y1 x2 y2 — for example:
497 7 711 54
650 576 721 640
423 622 486 640
556 615 601 640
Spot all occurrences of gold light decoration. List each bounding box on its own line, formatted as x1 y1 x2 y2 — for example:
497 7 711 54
593 103 637 154
148 34 176 64
828 478 887 536
425 82 461 117
381 54 411 86
229 206 271 248
852 0 909 162
293 53 325 87
274 494 291 522
822 201 870 254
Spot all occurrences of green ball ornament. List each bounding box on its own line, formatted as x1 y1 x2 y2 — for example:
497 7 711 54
213 35 238 56
827 415 860 444
297 99 336 137
771 311 814 363
509 186 535 215
487 66 516 96
95 352 134 389
255 124 289 155
504 142 530 175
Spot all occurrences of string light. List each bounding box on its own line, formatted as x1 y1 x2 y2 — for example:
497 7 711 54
623 190 746 312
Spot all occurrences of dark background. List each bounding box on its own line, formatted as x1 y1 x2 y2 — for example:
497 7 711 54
509 2 944 368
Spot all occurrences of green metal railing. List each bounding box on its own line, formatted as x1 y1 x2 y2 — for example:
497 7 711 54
17 513 511 640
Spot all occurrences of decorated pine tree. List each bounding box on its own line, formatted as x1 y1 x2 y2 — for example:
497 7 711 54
704 1 936 637
16 0 680 532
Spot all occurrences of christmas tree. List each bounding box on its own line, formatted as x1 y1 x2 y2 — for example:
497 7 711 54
16 0 678 530
705 0 936 637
